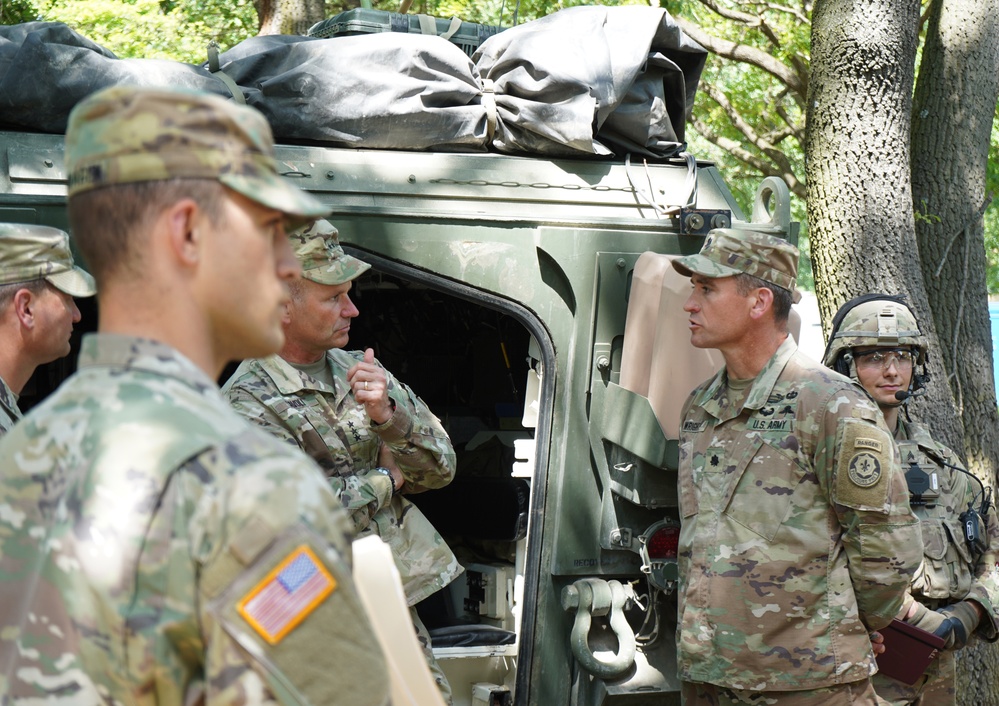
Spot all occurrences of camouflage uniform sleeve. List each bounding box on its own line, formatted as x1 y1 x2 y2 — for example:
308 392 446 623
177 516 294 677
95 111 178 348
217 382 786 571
225 384 393 534
375 365 456 493
225 382 301 447
966 480 999 640
817 390 922 630
190 434 389 706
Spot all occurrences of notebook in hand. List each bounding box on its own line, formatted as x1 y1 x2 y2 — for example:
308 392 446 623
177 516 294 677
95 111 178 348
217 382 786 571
875 618 947 685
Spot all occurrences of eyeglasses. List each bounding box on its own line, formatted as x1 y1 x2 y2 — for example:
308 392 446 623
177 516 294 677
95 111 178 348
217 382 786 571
854 348 916 371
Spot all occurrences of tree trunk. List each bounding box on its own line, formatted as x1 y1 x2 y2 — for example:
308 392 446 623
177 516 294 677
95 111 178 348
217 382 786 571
255 0 327 36
910 1 999 703
805 0 924 321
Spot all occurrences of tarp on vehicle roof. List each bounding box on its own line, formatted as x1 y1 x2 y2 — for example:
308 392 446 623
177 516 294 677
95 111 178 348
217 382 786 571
0 6 706 160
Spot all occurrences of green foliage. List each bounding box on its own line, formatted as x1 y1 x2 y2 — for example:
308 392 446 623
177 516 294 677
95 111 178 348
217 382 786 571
665 0 811 289
29 0 256 61
913 198 942 226
0 0 39 23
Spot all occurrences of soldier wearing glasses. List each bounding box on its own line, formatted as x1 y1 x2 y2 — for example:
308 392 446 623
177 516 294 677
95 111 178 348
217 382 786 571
823 293 999 706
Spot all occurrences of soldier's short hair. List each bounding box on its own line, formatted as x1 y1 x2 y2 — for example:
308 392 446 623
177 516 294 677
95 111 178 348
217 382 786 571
0 278 48 311
67 179 227 282
734 273 793 324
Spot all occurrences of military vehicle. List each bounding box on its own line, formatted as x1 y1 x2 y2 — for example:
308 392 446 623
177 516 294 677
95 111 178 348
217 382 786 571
0 8 801 706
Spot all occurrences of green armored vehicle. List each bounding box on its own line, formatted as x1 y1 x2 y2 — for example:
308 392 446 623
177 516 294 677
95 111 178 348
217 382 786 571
0 7 800 706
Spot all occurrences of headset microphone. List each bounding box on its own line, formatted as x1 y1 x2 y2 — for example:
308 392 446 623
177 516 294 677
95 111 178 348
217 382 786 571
895 388 926 402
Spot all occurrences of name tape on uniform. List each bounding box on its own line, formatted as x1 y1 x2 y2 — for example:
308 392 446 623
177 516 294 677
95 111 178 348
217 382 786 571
238 545 336 645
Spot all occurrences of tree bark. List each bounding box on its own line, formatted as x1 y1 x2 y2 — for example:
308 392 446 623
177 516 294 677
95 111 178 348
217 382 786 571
910 1 999 702
805 0 924 322
255 0 327 36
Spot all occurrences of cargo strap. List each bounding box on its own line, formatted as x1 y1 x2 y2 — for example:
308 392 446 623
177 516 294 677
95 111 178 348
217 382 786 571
481 78 497 143
416 14 463 41
207 41 246 105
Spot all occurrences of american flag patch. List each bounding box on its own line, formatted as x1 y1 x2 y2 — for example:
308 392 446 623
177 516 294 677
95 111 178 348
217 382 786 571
237 545 336 645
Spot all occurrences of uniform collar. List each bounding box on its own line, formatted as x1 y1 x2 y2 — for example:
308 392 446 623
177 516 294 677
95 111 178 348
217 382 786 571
0 374 21 422
695 335 797 420
254 351 341 397
77 333 218 396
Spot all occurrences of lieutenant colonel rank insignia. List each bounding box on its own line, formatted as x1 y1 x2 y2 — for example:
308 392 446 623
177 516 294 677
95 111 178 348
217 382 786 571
238 545 336 644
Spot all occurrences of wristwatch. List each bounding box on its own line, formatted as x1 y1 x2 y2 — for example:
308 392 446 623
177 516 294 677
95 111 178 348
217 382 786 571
374 466 398 495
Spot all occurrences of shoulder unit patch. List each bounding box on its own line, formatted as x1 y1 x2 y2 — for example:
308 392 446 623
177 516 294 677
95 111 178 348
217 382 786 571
238 545 337 645
835 419 893 509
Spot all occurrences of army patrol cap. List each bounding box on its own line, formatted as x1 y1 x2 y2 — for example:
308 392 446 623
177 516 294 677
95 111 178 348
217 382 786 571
291 219 371 285
64 86 329 224
672 228 801 303
0 223 97 297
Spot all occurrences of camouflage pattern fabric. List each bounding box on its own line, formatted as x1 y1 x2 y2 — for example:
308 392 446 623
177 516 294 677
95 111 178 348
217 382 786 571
0 223 96 296
681 677 884 705
0 374 20 435
821 297 928 376
289 219 370 286
677 336 922 691
0 334 389 706
65 85 329 225
871 418 999 705
671 228 802 303
222 348 463 606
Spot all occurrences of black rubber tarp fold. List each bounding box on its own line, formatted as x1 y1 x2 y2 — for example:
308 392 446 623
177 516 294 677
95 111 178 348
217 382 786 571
0 6 706 160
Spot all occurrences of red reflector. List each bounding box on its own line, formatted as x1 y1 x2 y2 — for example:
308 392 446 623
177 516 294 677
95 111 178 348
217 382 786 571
646 526 679 560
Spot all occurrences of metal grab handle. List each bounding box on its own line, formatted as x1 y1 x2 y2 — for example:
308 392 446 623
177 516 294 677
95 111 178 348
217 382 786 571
561 578 637 679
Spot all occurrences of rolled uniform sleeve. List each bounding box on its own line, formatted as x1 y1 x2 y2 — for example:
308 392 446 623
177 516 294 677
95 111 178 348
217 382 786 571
818 394 922 629
968 490 999 640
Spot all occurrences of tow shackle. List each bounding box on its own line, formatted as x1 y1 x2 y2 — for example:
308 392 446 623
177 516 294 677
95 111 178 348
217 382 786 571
561 578 636 679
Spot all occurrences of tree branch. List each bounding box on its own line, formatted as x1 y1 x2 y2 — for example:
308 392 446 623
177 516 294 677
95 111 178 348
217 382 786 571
748 1 811 26
673 15 807 98
690 115 806 198
699 83 803 183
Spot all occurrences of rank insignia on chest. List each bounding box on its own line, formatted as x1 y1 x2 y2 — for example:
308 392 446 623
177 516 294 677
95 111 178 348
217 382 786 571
238 545 336 645
749 417 792 432
682 420 708 433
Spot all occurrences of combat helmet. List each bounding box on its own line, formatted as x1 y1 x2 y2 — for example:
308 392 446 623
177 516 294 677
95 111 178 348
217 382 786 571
822 293 929 400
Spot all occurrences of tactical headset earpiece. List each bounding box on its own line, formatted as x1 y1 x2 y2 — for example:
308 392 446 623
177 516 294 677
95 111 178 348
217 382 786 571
835 351 853 377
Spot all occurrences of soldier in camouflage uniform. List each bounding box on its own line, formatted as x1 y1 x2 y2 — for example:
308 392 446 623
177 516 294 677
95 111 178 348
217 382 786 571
0 224 95 434
823 294 999 705
0 86 390 706
222 218 461 704
672 229 922 705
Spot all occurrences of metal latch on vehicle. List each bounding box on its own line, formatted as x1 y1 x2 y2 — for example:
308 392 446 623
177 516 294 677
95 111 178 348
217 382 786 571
679 208 731 235
561 578 637 679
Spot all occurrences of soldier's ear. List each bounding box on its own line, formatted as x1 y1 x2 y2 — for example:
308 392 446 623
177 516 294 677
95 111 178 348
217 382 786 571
12 287 37 328
163 198 201 268
748 285 774 321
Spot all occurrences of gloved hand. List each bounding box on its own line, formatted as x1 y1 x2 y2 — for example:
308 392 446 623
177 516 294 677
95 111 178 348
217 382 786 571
904 599 954 648
934 601 982 650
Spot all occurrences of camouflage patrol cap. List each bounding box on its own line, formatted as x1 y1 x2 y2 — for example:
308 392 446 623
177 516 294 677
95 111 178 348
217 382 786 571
64 86 329 224
291 219 370 285
0 223 97 297
672 228 801 303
